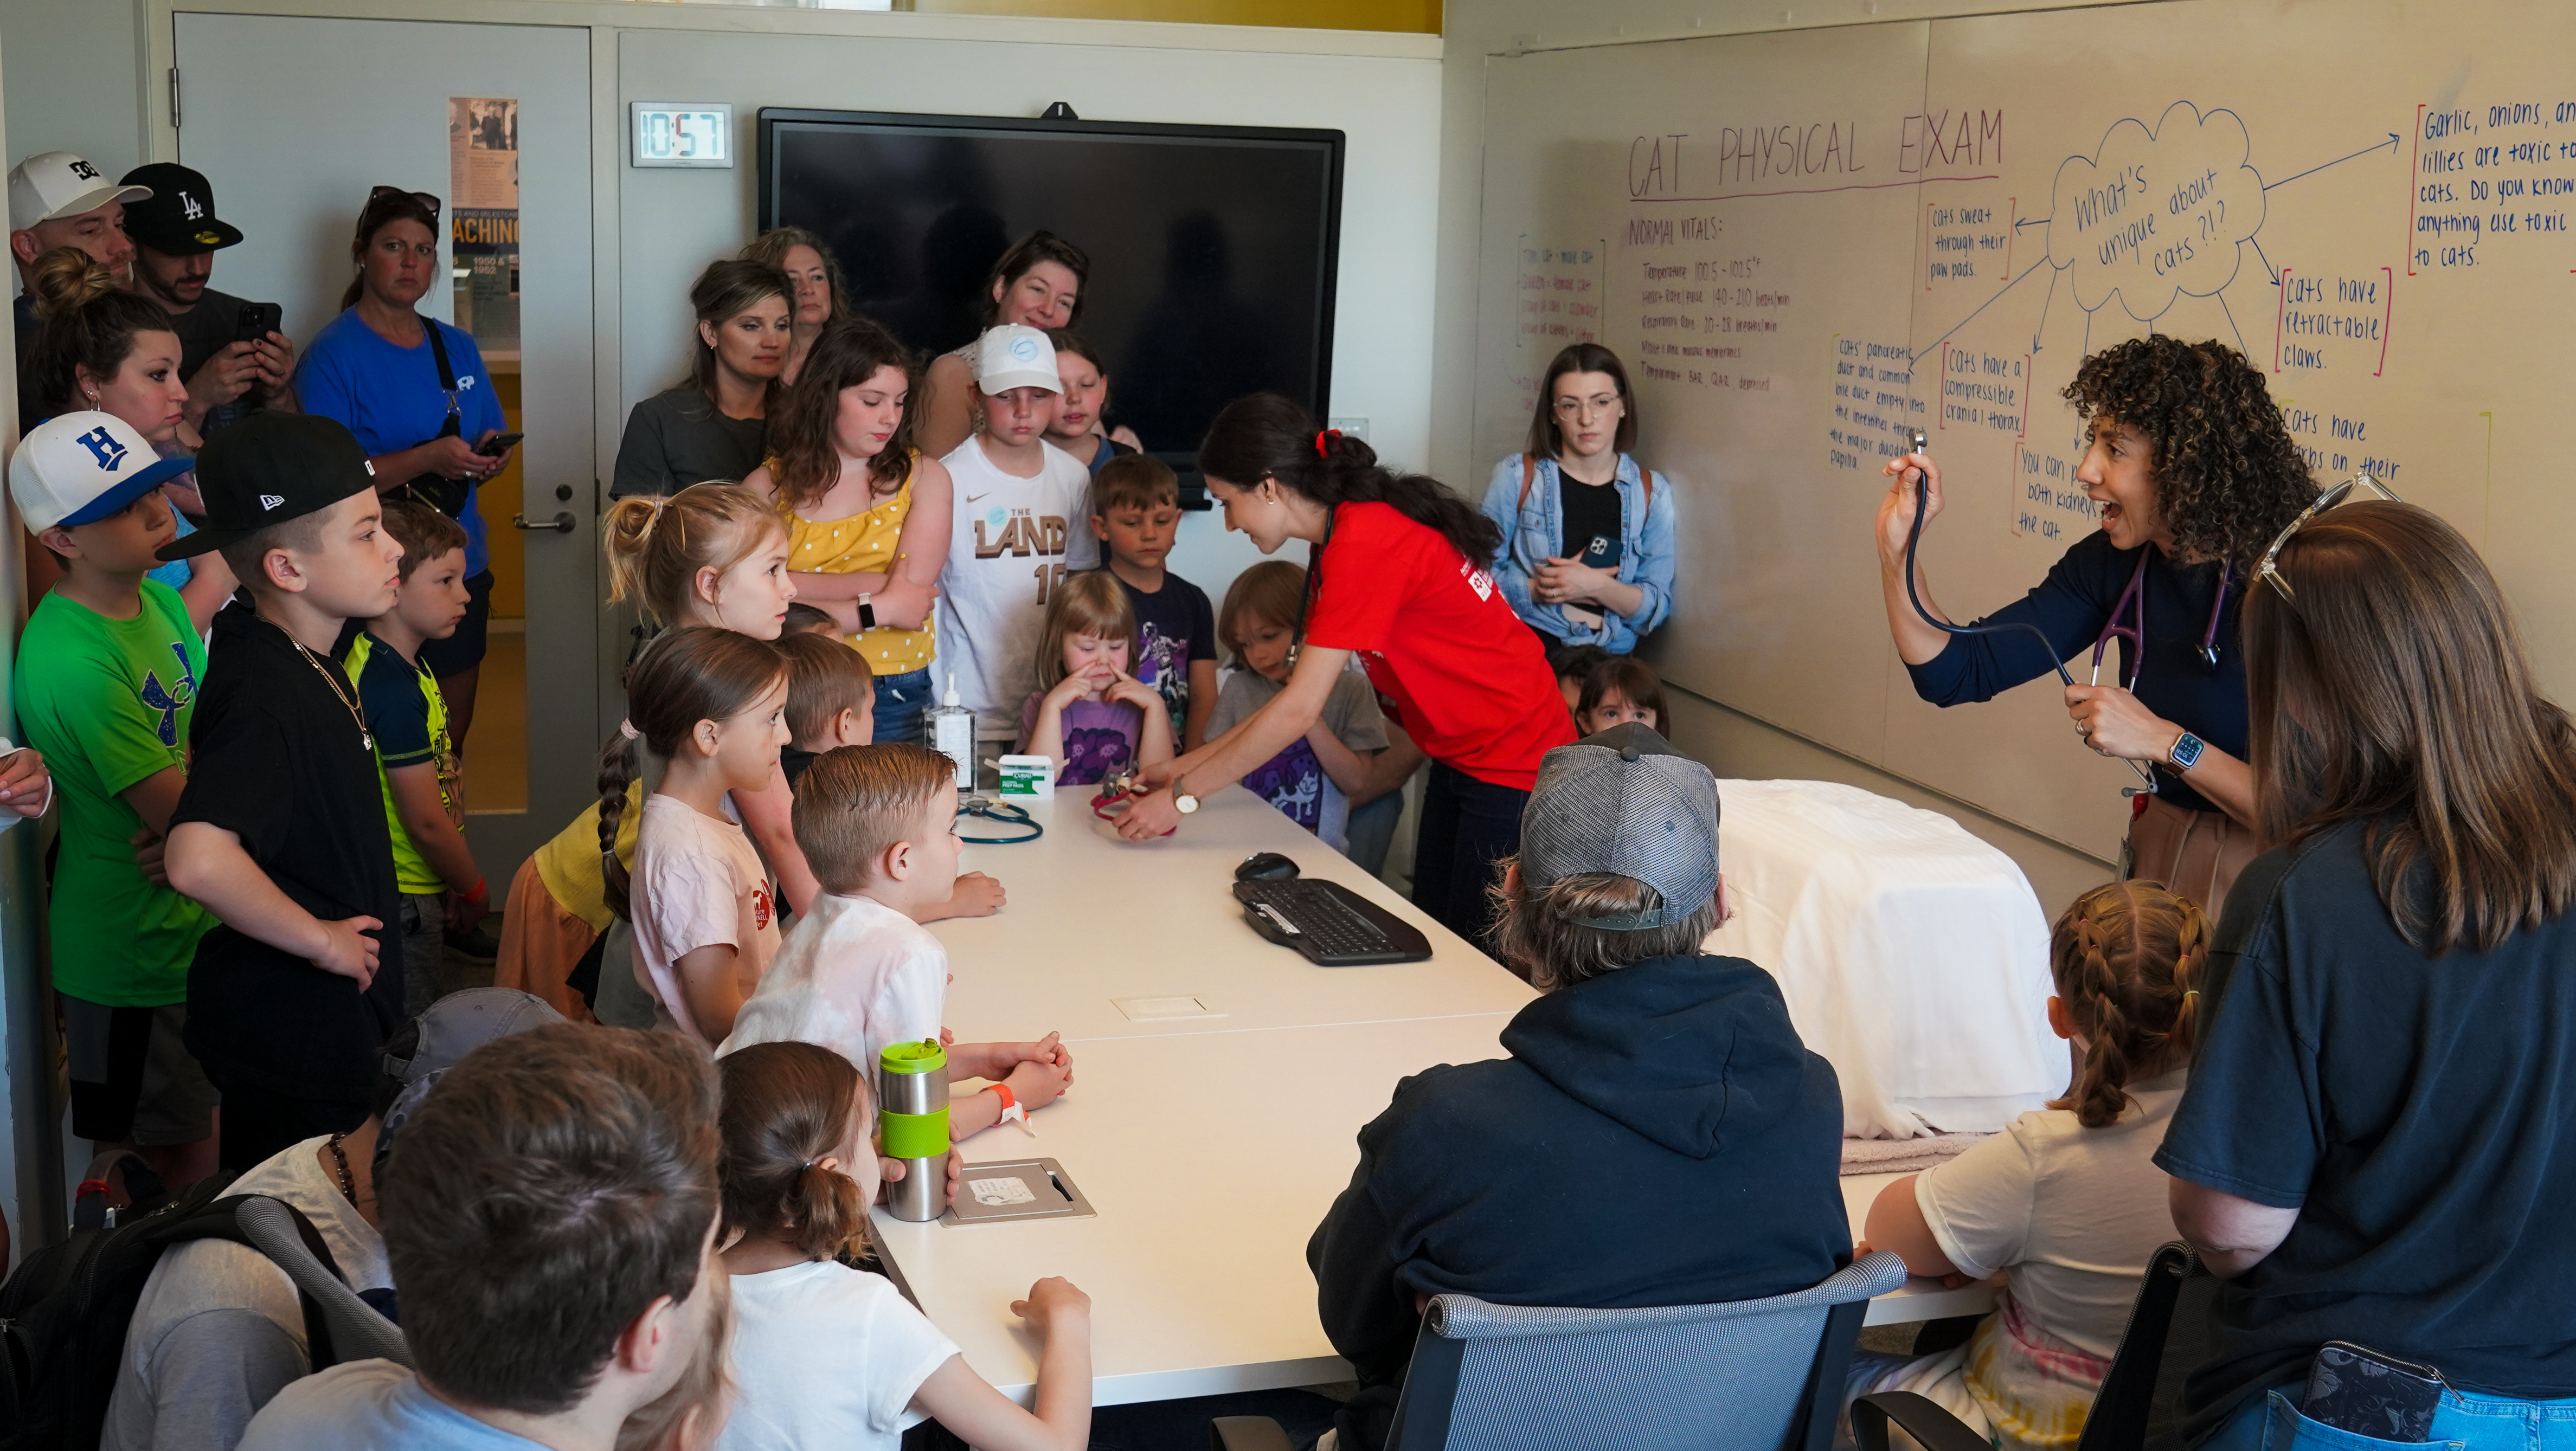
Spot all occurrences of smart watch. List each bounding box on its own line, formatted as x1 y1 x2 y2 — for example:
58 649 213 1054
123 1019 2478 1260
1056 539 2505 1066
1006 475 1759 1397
856 594 877 630
1174 774 1200 815
2168 730 2207 772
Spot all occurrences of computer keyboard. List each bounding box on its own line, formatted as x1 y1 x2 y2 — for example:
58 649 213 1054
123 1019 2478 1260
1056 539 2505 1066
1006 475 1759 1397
1231 879 1434 966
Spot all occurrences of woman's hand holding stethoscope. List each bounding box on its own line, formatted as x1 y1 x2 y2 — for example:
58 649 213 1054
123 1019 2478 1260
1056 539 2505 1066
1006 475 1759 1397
2066 684 2182 765
1876 450 1946 570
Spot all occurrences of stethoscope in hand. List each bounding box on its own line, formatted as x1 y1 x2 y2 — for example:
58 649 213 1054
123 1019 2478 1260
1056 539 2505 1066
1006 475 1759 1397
1898 428 2162 798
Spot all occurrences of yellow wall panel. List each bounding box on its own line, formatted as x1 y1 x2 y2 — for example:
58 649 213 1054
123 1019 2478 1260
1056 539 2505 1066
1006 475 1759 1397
900 0 1438 34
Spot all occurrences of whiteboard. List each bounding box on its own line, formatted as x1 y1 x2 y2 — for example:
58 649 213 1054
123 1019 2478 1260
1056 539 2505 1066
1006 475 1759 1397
1474 0 2576 859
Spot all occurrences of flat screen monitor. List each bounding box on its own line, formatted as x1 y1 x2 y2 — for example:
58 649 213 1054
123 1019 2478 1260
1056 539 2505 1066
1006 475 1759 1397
759 107 1345 483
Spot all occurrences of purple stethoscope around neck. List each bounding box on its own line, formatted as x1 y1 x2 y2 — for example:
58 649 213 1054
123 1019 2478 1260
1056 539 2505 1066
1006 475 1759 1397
2091 549 2231 691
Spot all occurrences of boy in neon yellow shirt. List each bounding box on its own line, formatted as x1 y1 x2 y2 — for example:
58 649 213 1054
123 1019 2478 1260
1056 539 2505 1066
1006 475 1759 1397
342 500 485 1021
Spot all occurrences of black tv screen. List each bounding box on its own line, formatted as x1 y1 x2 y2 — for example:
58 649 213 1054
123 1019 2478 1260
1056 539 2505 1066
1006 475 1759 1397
759 108 1344 475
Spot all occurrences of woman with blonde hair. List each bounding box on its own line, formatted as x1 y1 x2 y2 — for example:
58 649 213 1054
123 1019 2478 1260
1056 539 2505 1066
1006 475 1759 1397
740 226 854 386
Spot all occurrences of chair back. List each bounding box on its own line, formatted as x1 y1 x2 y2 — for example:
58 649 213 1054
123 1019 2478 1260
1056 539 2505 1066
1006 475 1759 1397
1386 1250 1907 1451
2078 1240 2214 1451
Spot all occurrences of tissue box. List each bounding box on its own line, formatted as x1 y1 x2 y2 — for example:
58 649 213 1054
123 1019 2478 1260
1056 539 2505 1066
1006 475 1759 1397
996 754 1056 798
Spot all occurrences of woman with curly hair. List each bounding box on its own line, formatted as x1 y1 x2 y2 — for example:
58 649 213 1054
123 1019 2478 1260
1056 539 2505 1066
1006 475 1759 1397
1872 336 2316 916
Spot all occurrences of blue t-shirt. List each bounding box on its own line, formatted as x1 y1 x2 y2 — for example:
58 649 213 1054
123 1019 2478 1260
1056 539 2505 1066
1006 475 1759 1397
1110 570 1215 744
239 1360 547 1449
294 309 505 576
2159 822 2576 1434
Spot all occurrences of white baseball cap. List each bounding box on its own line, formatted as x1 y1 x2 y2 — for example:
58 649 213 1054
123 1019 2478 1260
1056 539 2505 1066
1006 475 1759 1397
975 323 1062 396
11 411 192 534
8 152 150 234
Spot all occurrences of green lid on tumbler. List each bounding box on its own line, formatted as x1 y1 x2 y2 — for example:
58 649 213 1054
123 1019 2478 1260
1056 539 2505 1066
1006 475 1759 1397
882 1039 947 1075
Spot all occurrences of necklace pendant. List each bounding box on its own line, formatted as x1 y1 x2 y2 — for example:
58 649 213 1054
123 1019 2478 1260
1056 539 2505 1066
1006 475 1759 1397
362 732 374 752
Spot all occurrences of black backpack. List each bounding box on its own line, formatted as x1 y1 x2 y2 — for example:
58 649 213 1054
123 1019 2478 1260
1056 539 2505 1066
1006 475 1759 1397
0 1170 393 1450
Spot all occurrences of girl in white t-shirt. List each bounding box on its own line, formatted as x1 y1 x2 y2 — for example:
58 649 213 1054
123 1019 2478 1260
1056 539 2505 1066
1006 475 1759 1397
713 1040 1092 1451
606 626 793 1045
1846 881 2206 1448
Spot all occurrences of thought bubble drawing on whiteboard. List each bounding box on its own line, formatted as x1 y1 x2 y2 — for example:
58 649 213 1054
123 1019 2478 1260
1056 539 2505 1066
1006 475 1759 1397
2046 102 2265 322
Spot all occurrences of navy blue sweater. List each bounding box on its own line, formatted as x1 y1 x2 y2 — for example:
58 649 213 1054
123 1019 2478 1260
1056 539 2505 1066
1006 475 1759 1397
1307 953 1848 1449
1905 530 2244 815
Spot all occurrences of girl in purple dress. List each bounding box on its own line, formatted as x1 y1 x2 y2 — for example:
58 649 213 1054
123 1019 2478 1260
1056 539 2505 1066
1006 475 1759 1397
1018 571 1174 787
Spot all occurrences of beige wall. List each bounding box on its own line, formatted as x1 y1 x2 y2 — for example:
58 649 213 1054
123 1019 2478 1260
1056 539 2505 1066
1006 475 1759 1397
1435 0 2150 898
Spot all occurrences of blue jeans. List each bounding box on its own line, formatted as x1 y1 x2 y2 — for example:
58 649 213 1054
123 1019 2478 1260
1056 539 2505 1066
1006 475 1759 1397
2207 1388 2576 1449
871 667 931 745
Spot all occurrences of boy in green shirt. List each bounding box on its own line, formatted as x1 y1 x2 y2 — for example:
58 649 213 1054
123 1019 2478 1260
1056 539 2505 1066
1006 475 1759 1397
343 500 486 1022
11 410 214 1184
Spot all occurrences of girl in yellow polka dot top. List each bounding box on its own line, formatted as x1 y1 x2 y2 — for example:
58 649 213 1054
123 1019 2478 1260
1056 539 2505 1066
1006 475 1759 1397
746 320 954 744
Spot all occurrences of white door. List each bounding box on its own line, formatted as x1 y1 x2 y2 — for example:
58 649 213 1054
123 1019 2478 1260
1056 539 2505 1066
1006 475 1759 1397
171 12 595 873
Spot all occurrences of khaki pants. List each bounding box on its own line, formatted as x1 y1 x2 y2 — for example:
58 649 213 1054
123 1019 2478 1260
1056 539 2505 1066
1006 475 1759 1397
2124 795 2260 922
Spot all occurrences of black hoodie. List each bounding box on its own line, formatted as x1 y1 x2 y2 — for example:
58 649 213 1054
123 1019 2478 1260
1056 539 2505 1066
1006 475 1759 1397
1307 952 1849 1448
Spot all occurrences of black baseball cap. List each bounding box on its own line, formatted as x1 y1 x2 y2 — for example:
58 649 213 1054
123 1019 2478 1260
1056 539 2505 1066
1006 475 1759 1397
156 412 378 560
118 163 243 255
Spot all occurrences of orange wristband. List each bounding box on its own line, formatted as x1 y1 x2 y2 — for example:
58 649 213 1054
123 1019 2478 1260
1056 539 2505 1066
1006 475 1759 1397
990 1083 1017 1114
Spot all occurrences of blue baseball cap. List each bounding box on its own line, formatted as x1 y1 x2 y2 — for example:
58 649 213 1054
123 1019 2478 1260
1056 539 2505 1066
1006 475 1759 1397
1519 723 1721 930
10 411 194 533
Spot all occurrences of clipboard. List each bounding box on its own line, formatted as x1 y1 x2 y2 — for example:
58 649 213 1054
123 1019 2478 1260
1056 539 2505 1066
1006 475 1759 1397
943 1157 1096 1225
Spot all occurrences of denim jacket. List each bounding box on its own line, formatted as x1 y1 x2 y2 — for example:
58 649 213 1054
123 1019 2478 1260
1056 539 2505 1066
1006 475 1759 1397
1479 452 1676 654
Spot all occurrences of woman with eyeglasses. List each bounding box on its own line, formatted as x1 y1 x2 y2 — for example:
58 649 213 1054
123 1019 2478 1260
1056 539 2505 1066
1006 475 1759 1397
294 185 516 753
2161 500 2576 1448
1481 343 1676 665
1873 336 2315 917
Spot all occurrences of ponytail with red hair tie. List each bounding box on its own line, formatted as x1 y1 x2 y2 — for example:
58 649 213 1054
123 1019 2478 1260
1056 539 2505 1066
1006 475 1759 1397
1313 429 1341 458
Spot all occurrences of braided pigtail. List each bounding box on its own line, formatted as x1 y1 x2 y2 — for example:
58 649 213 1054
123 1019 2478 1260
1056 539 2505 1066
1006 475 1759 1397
2167 902 2210 1059
597 722 642 921
2047 881 2208 1128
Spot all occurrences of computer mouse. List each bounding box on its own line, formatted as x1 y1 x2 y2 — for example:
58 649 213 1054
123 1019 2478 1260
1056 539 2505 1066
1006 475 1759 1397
1234 851 1301 882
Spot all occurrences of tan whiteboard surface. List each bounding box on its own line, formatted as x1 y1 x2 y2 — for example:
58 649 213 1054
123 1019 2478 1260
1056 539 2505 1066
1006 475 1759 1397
1475 0 2572 857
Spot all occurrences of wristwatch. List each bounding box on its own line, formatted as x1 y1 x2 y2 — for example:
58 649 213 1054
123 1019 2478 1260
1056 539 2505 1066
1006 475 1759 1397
856 593 876 630
1173 774 1200 815
2168 730 2207 772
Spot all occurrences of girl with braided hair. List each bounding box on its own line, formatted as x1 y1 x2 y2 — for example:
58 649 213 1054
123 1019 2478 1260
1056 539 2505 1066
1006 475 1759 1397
1875 336 2317 918
1847 880 2202 1448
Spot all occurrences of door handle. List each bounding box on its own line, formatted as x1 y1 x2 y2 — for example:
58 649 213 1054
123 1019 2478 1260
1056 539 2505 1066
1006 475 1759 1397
512 511 575 534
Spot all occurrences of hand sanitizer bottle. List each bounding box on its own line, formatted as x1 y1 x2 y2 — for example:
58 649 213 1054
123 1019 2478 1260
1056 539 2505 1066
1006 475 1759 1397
930 673 974 789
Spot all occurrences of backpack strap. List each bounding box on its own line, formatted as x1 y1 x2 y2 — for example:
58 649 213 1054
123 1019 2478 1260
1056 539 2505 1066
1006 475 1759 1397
421 319 463 436
154 1194 412 1370
1517 453 1538 512
1640 467 1656 514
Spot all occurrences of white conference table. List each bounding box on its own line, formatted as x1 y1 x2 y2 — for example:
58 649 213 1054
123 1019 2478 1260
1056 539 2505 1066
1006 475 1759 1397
871 786 1993 1407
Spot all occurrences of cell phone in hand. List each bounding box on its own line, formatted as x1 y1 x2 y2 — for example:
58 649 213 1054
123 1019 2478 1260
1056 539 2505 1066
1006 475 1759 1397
2302 1342 2443 1440
476 431 525 457
233 300 282 344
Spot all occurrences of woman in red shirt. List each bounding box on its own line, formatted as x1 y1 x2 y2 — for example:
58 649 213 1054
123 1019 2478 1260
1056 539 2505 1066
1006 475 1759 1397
1116 395 1574 945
